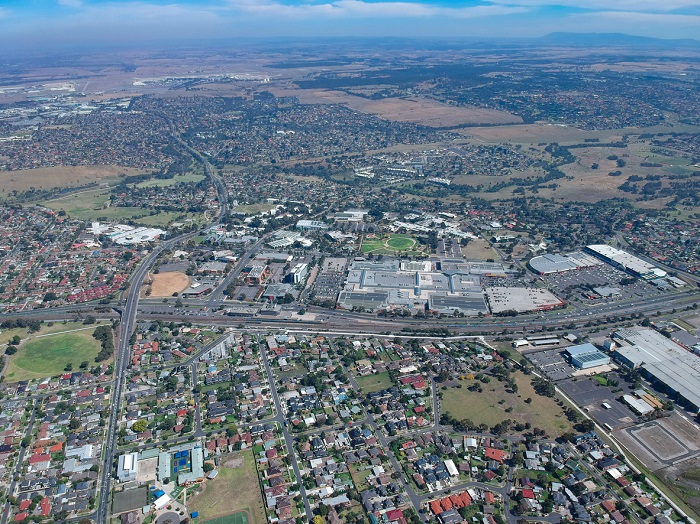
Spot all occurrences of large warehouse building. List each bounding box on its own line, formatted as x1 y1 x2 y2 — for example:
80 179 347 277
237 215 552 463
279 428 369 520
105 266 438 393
612 327 700 414
566 343 611 369
528 251 603 275
585 245 667 280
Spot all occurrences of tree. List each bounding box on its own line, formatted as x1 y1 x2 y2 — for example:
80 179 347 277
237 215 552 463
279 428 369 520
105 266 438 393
69 418 81 430
313 516 325 524
11 335 20 346
132 420 148 433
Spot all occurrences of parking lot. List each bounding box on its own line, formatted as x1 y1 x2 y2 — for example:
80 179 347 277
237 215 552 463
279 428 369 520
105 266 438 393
559 375 638 429
526 347 574 382
542 265 667 305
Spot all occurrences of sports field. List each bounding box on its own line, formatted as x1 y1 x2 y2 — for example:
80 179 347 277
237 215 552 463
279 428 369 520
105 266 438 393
360 234 424 256
188 449 265 524
201 512 249 524
4 324 107 382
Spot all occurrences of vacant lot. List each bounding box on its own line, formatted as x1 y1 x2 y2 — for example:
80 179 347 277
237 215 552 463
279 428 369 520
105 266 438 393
5 324 107 382
232 203 277 215
0 165 144 199
188 450 265 524
143 271 190 297
461 238 500 260
355 371 394 394
441 371 573 437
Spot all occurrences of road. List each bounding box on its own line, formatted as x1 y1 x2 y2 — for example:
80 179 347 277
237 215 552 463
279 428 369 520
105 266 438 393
96 123 227 522
0 404 36 524
257 333 313 520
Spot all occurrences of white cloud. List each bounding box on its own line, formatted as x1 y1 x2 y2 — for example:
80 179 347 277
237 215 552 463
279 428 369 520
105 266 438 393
572 9 700 26
226 0 527 18
486 0 700 13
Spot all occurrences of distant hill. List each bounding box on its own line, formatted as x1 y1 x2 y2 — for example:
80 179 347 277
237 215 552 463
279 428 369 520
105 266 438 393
541 32 700 49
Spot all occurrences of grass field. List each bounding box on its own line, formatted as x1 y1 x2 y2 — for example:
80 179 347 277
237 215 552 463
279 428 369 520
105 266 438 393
4 324 107 382
201 513 249 524
355 372 394 394
441 371 573 437
188 450 265 524
360 234 423 256
41 189 201 226
135 172 205 188
232 203 277 215
0 165 144 200
0 321 89 346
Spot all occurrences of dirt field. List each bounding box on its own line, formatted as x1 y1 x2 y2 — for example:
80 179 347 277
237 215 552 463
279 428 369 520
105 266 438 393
143 271 190 297
0 165 144 197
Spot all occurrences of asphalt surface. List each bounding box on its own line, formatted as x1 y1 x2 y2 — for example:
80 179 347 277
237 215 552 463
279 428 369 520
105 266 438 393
257 333 314 520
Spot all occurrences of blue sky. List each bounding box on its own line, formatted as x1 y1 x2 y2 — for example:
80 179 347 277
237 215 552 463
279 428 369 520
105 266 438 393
0 0 698 51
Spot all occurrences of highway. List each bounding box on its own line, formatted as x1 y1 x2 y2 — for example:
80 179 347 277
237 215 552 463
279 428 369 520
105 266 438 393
95 121 227 522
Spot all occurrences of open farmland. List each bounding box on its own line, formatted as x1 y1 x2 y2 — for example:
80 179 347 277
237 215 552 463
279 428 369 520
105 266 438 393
0 165 144 200
40 188 197 225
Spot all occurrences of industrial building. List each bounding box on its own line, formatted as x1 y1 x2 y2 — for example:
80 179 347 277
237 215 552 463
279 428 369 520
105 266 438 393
612 327 700 414
117 452 139 483
528 251 602 275
566 343 611 369
585 245 667 280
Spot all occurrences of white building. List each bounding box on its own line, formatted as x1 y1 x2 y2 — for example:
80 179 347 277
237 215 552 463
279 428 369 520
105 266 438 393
117 452 139 483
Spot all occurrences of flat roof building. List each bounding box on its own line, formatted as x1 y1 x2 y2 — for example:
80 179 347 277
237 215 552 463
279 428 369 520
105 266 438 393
585 245 666 280
566 343 611 369
528 251 603 275
296 219 329 231
117 452 139 483
613 327 700 414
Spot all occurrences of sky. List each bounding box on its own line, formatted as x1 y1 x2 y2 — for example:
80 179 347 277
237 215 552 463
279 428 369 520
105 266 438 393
0 0 699 52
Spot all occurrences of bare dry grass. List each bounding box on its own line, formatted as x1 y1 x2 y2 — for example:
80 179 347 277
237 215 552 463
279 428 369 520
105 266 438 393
442 372 573 437
143 271 190 297
277 89 521 126
0 165 144 198
188 449 266 524
462 238 500 260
